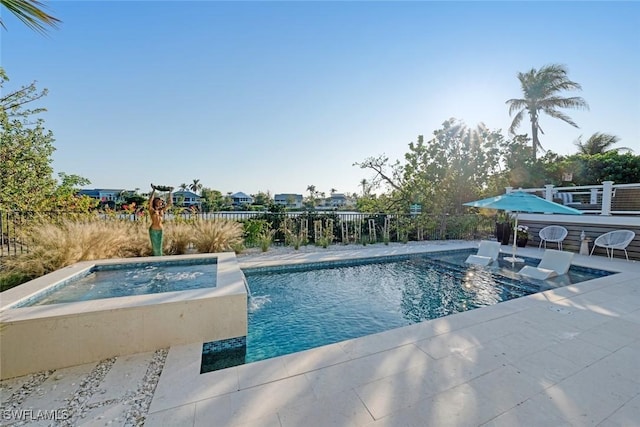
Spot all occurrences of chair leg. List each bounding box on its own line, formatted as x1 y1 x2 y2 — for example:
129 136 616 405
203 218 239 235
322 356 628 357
624 249 629 261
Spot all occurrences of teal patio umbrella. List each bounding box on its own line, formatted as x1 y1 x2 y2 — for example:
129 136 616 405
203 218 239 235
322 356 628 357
463 191 583 263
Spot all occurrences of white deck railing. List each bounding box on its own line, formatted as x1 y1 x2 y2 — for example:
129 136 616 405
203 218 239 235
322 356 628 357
507 181 640 216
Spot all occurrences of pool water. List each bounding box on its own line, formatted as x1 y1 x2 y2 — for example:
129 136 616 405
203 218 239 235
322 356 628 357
18 261 217 307
201 250 612 372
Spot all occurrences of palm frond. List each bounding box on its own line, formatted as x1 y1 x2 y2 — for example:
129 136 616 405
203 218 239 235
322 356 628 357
0 0 60 34
541 108 579 128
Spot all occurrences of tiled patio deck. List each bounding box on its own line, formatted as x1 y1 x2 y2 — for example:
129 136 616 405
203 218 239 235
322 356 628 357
2 241 639 426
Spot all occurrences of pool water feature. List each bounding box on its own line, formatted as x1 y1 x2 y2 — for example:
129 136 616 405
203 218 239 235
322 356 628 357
1 253 246 379
201 249 613 372
16 260 217 307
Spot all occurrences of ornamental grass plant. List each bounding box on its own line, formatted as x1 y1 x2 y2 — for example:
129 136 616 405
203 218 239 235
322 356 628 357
192 219 244 253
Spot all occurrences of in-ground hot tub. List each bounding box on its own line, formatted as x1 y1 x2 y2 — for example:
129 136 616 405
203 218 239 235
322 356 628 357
0 253 247 379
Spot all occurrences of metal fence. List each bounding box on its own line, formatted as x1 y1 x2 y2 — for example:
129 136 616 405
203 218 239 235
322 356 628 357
0 210 497 257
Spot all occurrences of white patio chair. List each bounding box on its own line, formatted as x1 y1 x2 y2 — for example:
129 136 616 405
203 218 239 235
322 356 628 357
519 249 574 280
538 225 568 250
590 230 636 260
465 240 501 266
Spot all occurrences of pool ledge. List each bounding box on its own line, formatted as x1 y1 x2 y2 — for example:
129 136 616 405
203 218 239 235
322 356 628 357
0 252 247 379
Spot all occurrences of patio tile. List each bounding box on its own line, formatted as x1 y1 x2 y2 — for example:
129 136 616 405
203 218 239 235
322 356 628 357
149 343 239 414
546 337 612 368
280 342 350 376
478 328 556 363
539 365 638 426
467 364 547 413
576 319 640 352
361 405 429 427
194 375 315 426
231 414 282 427
510 348 584 388
481 395 573 427
598 392 640 427
236 356 290 390
414 329 485 360
338 326 424 359
78 401 131 426
399 383 503 427
278 389 373 427
354 360 437 419
143 403 196 426
305 344 432 398
87 351 154 404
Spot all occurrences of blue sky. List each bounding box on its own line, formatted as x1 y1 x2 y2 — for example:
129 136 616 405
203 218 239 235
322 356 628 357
2 1 639 196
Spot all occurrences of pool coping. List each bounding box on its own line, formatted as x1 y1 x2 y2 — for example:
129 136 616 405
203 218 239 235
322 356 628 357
145 242 640 425
0 253 243 319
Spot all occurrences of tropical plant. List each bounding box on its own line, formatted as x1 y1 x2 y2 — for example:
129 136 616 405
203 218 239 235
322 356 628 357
179 183 188 191
0 0 60 34
305 184 318 208
242 219 270 247
506 64 589 160
359 178 369 196
574 132 632 155
189 179 202 194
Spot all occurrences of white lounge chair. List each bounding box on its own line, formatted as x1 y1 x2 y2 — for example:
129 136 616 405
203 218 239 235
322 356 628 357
538 225 568 250
465 240 501 266
590 230 636 260
518 249 574 280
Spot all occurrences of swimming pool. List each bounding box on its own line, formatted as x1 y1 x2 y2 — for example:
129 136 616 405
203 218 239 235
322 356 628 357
202 249 613 372
15 259 218 307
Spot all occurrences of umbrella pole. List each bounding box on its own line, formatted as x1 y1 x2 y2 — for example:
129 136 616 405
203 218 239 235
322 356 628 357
512 214 518 265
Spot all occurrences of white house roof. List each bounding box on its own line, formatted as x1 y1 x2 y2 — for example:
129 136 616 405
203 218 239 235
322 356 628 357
231 192 252 199
173 190 201 198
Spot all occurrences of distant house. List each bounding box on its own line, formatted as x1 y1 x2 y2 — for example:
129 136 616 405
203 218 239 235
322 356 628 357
230 192 254 207
329 193 353 207
274 193 303 209
172 190 202 209
77 189 124 205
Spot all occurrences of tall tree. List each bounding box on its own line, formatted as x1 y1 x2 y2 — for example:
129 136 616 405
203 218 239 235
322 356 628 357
574 132 632 155
355 119 503 214
1 68 56 211
1 68 90 211
359 179 369 196
189 179 202 194
305 185 317 208
506 64 589 160
1 0 60 34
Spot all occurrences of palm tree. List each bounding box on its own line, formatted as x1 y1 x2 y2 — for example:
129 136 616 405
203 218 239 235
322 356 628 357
179 183 188 191
189 179 202 194
330 188 337 195
506 64 589 160
360 179 368 196
306 185 317 208
574 132 633 155
1 0 60 34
